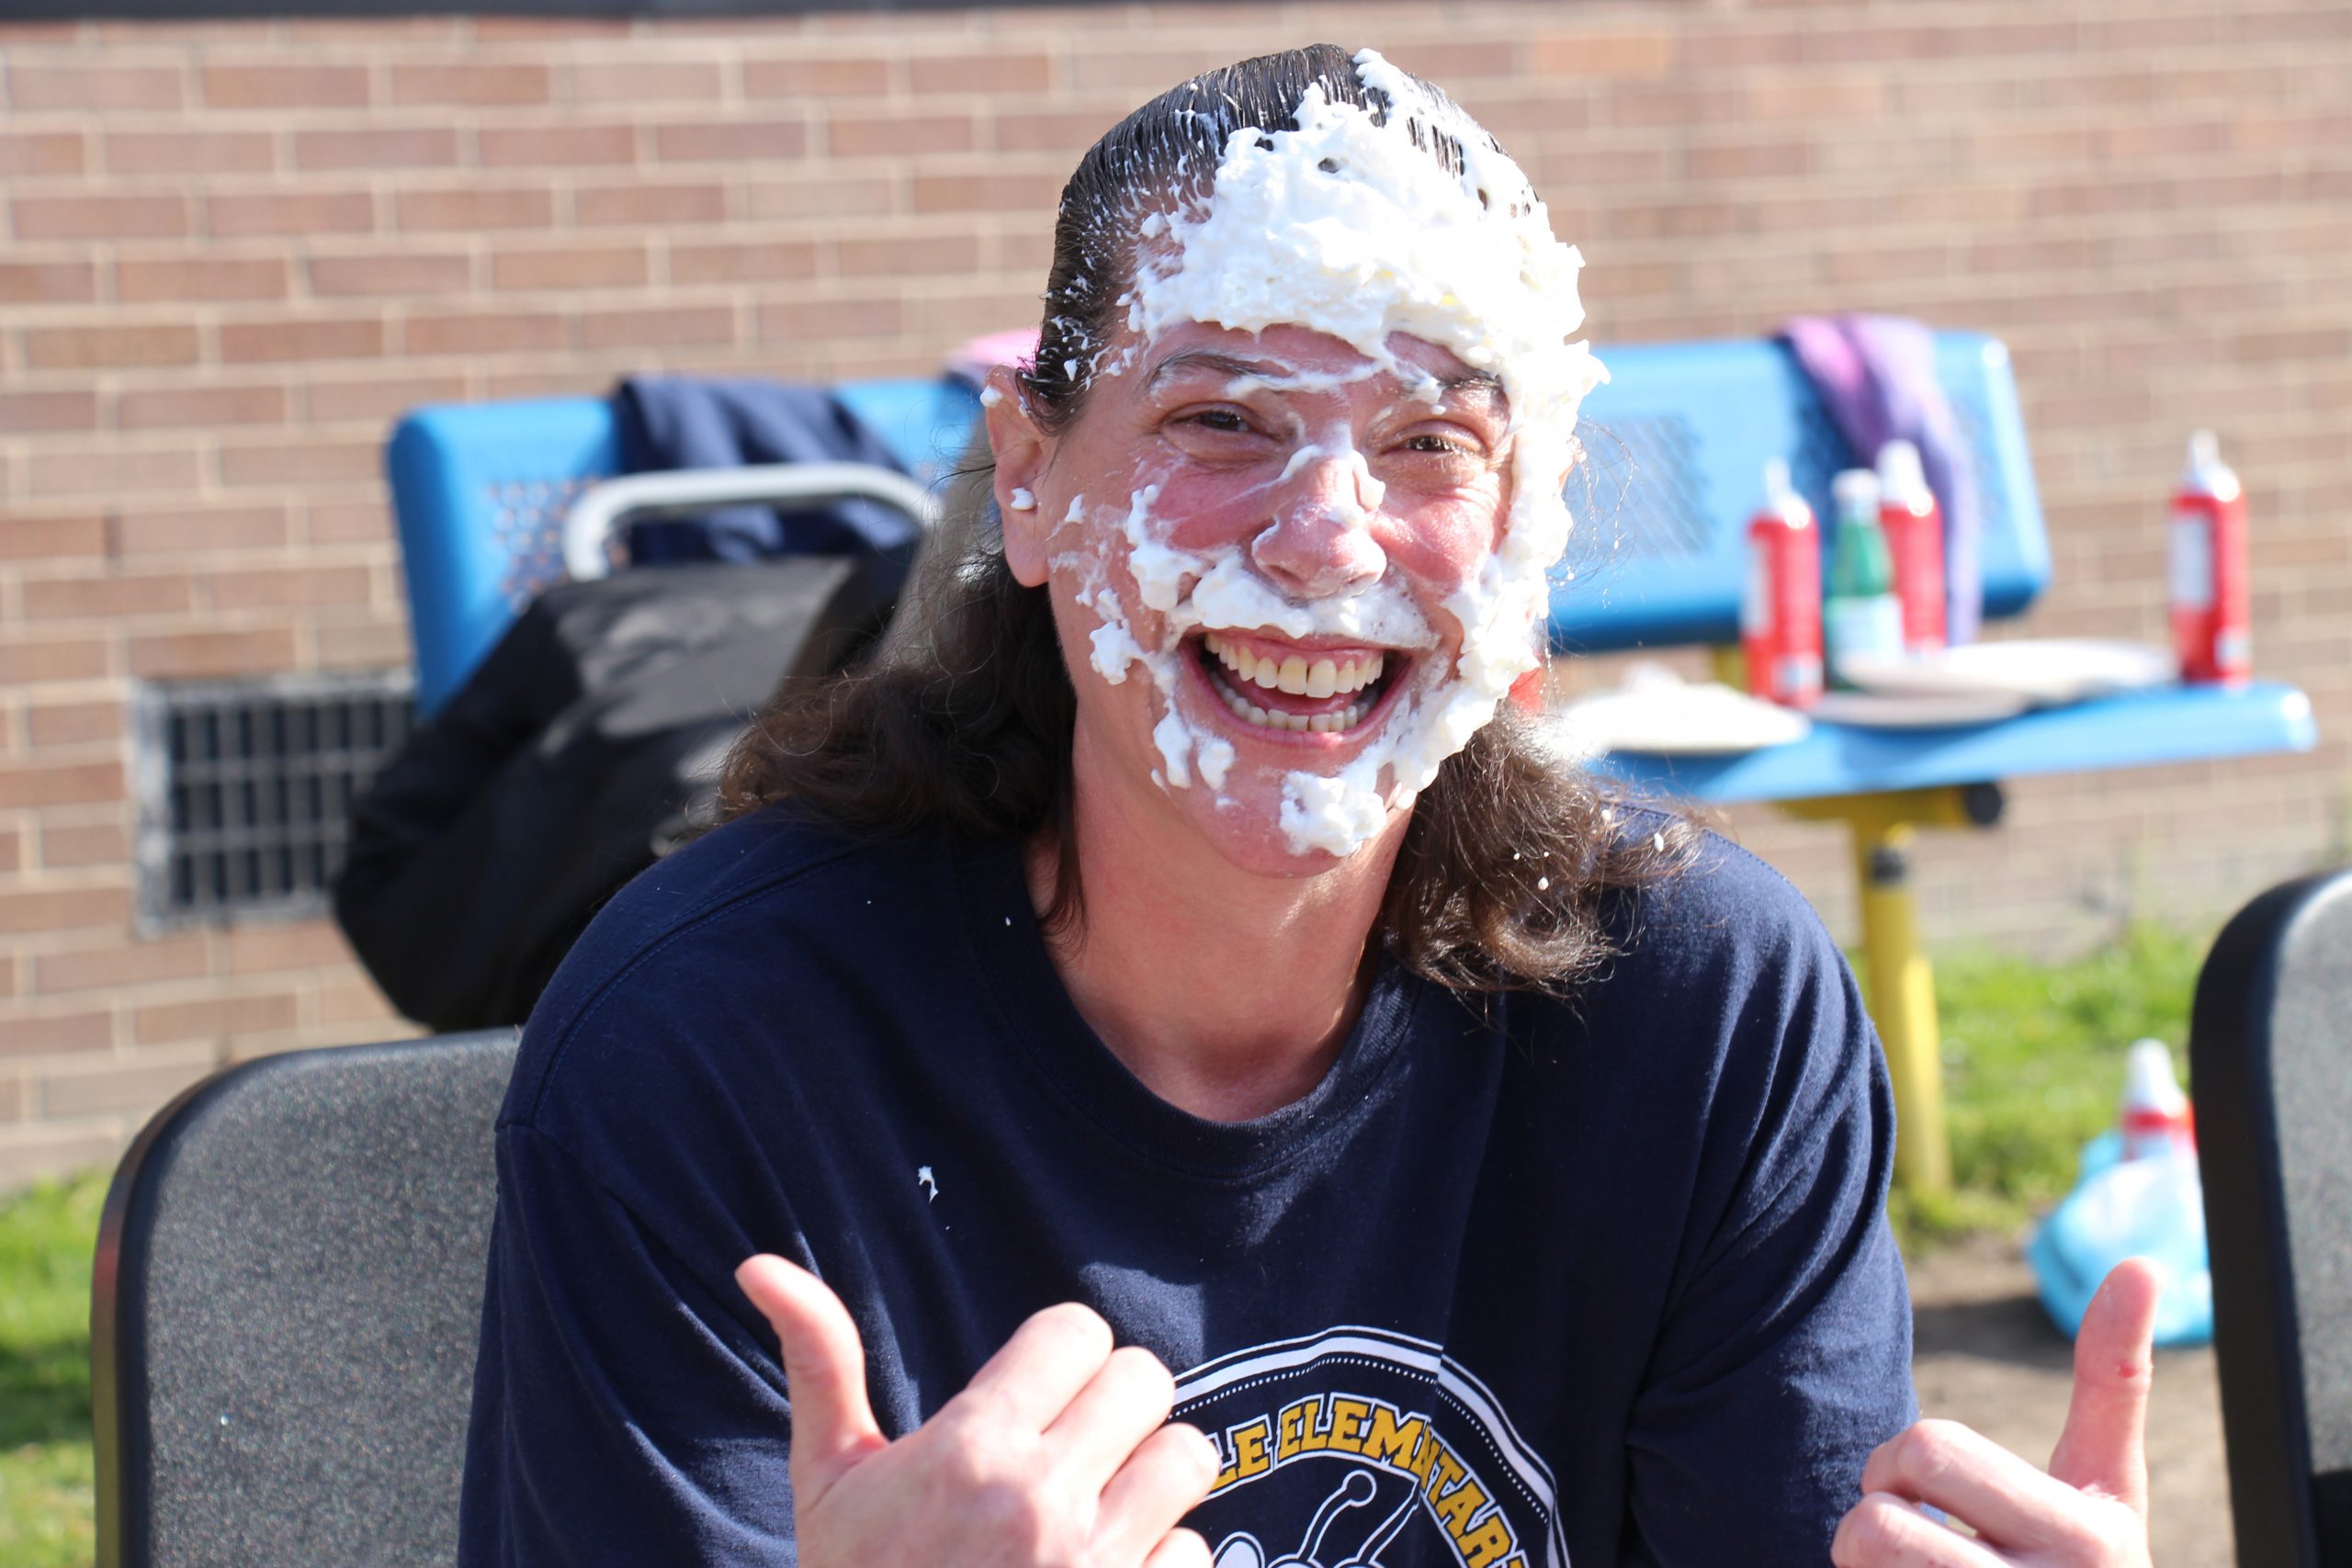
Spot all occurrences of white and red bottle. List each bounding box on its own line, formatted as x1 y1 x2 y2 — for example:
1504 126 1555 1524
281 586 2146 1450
1875 439 1947 654
2168 430 2251 686
1739 458 1824 707
2120 1038 2195 1161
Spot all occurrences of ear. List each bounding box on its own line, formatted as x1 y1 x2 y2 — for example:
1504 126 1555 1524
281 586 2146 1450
983 366 1053 589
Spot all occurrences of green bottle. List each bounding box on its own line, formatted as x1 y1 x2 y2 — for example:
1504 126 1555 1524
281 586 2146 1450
1824 468 1904 686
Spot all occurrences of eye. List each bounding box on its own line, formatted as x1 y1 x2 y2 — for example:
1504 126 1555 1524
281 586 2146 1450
1185 409 1252 434
1402 432 1473 455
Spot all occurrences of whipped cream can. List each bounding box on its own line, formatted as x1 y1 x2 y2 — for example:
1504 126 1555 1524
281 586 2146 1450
2168 430 2250 685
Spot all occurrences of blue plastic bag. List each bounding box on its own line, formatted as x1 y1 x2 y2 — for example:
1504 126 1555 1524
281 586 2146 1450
2026 1128 2212 1347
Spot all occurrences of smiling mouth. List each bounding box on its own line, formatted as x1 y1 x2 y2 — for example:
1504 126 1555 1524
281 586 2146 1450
1196 631 1402 734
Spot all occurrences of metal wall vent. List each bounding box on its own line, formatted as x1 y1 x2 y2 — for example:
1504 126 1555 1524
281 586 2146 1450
132 673 416 928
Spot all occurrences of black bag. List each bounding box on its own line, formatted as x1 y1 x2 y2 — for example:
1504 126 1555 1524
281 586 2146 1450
334 558 888 1031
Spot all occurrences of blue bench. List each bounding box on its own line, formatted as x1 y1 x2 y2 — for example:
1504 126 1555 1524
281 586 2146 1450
382 336 2315 1193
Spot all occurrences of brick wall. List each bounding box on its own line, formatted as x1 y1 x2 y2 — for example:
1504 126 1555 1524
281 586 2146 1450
4 0 2349 1183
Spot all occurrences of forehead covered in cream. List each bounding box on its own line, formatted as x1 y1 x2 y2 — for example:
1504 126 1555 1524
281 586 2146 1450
1114 49 1602 450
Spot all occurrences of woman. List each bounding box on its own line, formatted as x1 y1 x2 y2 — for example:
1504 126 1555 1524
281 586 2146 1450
459 45 2158 1568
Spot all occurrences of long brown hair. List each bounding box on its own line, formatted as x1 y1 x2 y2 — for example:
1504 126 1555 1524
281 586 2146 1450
718 45 1691 994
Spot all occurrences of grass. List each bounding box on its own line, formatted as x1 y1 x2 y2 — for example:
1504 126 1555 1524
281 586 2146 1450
0 1168 106 1568
0 924 2206 1559
1888 922 2205 1252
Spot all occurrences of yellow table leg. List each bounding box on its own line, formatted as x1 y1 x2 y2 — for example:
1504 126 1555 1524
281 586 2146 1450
1852 819 1952 1197
1782 785 1999 1198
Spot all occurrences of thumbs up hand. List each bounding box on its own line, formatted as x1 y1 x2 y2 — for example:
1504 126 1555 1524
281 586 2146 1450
737 1255 1220 1568
1832 1259 2162 1567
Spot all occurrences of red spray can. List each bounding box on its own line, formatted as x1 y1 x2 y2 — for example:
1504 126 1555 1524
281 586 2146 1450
1875 439 1947 653
2168 430 2250 685
1740 458 1824 707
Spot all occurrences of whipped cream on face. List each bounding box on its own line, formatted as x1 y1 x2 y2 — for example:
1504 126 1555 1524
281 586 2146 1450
1078 51 1605 858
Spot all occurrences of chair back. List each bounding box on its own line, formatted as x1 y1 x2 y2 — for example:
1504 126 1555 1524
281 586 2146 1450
92 1031 518 1568
2191 870 2352 1568
384 378 975 715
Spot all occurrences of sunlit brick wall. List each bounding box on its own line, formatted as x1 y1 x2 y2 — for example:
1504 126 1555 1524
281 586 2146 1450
3 0 2348 1181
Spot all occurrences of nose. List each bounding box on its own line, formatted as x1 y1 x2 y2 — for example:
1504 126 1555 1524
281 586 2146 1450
1250 456 1386 599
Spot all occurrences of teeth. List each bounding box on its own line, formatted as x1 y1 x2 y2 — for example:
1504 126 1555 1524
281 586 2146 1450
1204 637 1386 695
1213 677 1371 736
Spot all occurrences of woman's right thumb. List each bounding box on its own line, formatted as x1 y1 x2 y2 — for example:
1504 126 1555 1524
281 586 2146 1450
738 1255 884 1483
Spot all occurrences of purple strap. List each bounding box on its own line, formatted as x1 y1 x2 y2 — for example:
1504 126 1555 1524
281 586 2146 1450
1780 314 1983 644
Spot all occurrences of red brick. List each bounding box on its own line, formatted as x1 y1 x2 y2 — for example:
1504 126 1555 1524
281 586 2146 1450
21 574 192 621
760 297 901 343
575 182 728 227
572 305 736 352
401 310 566 355
117 384 288 431
568 59 723 103
0 887 129 938
206 564 373 609
0 515 107 562
41 1053 220 1117
0 1009 113 1057
127 628 300 680
993 109 1118 155
304 497 399 544
742 173 899 221
208 189 376 239
0 829 17 874
666 239 820 286
0 760 122 810
492 243 649 290
1530 29 1677 78
743 55 890 98
0 633 110 682
117 255 289 303
0 261 97 305
396 186 554 231
908 53 1051 95
13 193 187 243
833 233 982 277
103 130 275 176
470 15 631 39
828 113 976 157
318 976 405 1029
315 620 413 669
113 505 289 557
0 131 86 177
293 126 463 171
36 935 208 995
27 699 123 749
475 122 634 171
216 441 381 490
7 63 184 112
652 118 810 163
27 446 201 499
910 170 1064 214
202 62 370 109
305 250 473 299
221 919 351 975
300 374 466 425
219 316 386 364
0 391 98 434
390 62 551 107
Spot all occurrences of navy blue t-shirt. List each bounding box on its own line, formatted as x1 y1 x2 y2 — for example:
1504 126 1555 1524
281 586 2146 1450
458 810 1914 1566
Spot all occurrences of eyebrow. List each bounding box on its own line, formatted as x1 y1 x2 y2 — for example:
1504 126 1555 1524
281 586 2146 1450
1146 350 1505 399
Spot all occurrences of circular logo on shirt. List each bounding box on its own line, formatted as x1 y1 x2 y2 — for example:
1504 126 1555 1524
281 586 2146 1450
1171 1325 1565 1568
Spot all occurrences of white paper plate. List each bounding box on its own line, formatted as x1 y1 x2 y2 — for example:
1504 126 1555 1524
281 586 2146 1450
1835 639 2176 705
1809 689 2031 729
1553 681 1811 756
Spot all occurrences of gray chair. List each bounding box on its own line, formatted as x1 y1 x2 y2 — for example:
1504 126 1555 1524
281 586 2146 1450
2191 870 2352 1568
92 1030 517 1568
